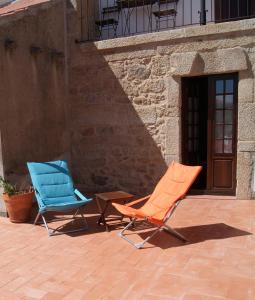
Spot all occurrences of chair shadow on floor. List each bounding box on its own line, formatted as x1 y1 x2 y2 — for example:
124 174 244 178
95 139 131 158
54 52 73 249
134 222 252 249
29 203 130 236
29 204 252 247
41 215 252 251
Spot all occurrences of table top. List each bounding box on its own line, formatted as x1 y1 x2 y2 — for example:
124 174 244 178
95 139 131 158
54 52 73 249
95 191 134 202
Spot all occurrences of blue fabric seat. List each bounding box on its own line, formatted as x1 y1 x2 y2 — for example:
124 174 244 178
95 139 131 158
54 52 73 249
27 160 92 236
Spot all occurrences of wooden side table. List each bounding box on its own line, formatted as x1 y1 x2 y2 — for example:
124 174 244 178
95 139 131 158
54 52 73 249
95 191 134 231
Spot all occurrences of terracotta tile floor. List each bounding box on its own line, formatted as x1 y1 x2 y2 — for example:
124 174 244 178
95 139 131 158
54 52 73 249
0 198 255 300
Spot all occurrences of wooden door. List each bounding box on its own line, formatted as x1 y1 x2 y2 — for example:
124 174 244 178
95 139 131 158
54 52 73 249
207 74 238 195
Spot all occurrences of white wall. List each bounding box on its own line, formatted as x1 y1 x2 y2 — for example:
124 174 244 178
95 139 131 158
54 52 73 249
98 0 215 39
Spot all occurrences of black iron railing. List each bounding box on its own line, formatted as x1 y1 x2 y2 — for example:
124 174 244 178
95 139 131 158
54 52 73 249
80 0 255 41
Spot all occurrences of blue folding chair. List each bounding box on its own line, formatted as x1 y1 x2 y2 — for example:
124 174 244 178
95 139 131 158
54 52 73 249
27 160 92 236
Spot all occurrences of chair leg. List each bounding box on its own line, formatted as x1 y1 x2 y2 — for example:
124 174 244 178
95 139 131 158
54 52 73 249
34 212 41 225
41 214 52 236
163 224 188 243
118 219 161 249
79 209 88 228
72 208 80 219
40 208 89 237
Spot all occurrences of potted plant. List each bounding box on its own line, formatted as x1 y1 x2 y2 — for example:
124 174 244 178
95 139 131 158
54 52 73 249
0 176 34 223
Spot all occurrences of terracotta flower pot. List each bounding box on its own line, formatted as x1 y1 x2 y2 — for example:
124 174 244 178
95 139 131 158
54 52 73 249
2 191 34 223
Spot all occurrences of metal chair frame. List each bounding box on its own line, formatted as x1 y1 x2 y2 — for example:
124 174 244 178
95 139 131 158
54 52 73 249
118 199 188 249
33 206 89 237
27 160 92 237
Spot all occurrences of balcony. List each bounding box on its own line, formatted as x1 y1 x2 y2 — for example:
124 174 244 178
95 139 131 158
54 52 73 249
80 0 255 41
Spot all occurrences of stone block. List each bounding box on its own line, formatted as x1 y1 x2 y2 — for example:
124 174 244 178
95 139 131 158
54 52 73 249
241 18 255 30
127 64 150 81
238 141 255 152
184 21 242 39
121 80 140 97
238 71 254 103
169 47 249 76
135 106 157 125
238 103 255 141
157 45 175 56
170 51 202 76
109 62 125 79
165 105 180 117
236 152 253 199
133 96 150 105
166 76 181 107
151 55 170 76
216 47 248 72
104 49 156 62
156 105 167 119
96 29 185 51
165 117 180 155
141 79 165 93
148 94 166 105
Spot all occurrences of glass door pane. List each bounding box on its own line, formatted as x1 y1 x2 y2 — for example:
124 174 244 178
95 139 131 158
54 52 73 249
214 78 234 154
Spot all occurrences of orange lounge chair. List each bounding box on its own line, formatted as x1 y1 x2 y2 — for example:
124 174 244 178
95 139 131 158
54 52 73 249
112 161 202 249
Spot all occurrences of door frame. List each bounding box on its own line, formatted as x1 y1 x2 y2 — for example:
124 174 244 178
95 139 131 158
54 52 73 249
181 73 238 196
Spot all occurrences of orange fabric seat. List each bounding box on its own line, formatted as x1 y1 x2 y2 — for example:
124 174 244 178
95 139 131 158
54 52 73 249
112 161 202 248
112 204 146 219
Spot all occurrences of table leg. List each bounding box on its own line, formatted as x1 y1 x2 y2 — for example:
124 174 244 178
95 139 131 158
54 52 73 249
96 197 110 231
100 202 110 230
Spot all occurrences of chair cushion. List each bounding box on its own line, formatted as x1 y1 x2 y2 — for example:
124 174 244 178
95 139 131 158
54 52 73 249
39 197 90 213
141 161 202 221
27 160 77 207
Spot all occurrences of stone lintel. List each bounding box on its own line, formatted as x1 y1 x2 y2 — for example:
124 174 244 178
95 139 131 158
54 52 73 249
170 47 248 76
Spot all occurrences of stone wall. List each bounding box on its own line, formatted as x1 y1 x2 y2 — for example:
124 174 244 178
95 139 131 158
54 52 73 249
70 19 255 198
0 0 69 214
69 44 168 195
